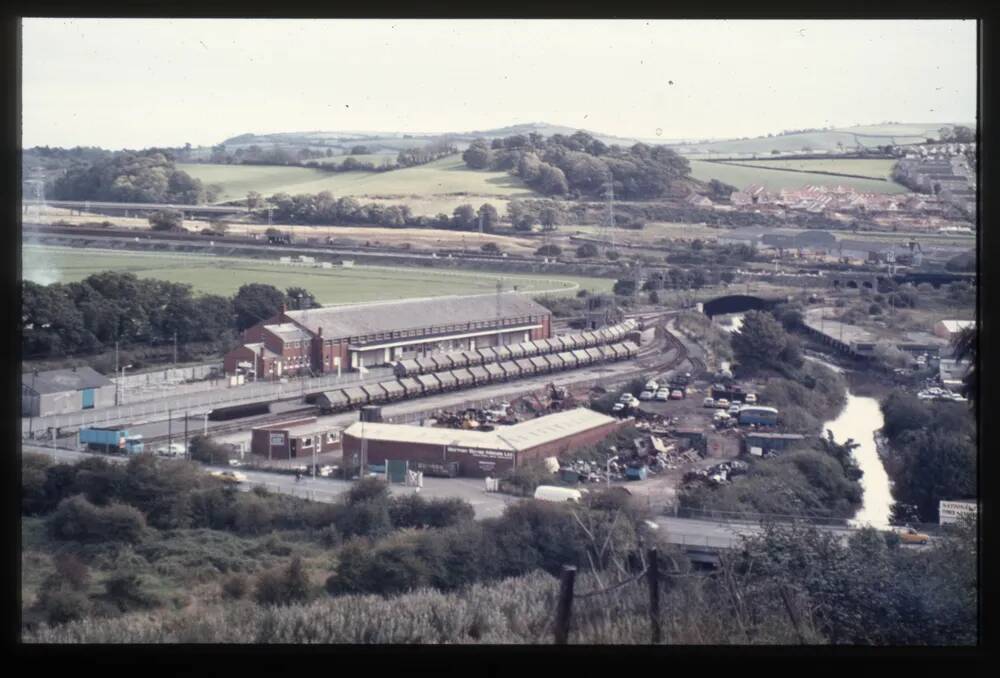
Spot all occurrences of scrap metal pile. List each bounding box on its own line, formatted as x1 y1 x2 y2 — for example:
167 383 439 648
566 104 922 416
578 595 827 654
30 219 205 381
682 460 749 487
430 401 519 431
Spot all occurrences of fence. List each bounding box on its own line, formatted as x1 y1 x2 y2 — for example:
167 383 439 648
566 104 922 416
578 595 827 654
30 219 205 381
551 547 663 645
671 504 853 528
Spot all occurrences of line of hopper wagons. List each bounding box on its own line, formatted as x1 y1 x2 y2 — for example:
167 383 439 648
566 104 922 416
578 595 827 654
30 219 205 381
314 320 641 414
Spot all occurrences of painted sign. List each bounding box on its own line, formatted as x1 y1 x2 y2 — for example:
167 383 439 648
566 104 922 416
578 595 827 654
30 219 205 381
939 500 977 526
446 446 513 460
269 433 286 446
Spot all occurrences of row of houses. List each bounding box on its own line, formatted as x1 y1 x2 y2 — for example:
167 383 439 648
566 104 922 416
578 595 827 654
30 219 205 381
893 155 976 220
730 184 941 216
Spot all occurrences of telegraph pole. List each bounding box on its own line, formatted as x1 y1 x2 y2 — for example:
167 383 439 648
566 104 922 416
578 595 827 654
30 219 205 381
173 332 178 366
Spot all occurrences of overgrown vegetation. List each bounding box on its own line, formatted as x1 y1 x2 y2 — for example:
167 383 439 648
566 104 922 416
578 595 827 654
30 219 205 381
879 391 976 522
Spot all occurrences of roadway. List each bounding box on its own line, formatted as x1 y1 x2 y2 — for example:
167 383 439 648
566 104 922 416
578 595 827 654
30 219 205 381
22 444 931 542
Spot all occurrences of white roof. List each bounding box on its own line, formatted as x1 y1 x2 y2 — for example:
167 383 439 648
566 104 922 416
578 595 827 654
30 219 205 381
343 407 616 453
938 320 976 333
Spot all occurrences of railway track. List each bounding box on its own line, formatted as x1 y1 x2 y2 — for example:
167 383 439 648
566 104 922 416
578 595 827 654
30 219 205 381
140 406 316 446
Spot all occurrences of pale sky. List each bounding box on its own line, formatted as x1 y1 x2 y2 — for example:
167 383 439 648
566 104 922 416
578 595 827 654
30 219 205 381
21 19 977 149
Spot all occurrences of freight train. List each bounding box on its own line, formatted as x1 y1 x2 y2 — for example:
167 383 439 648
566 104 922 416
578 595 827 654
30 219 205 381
316 338 640 414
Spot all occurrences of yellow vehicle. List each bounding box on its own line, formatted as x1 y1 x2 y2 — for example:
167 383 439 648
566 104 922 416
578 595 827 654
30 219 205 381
210 470 247 485
894 526 930 545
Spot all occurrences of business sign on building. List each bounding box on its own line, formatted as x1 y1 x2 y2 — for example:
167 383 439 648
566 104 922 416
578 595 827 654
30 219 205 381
446 446 513 460
270 433 286 446
939 500 977 526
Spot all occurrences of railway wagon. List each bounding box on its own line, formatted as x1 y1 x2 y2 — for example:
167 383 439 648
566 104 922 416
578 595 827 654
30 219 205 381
529 355 552 373
451 368 475 388
468 365 491 385
435 370 459 390
477 347 500 364
495 345 515 361
518 341 540 358
317 390 350 414
399 377 424 397
416 373 442 394
434 354 461 370
498 360 521 379
379 380 406 402
484 363 506 381
513 358 536 376
361 383 389 404
557 351 579 369
394 359 421 378
342 386 370 407
572 349 592 366
415 356 438 375
459 350 484 366
208 401 271 421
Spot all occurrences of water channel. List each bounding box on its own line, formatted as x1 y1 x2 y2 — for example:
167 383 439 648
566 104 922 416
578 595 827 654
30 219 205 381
715 313 893 527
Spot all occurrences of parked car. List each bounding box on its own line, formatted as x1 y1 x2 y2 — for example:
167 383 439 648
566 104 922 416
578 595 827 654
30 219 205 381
744 393 757 404
210 470 247 485
611 402 627 414
619 393 635 403
639 390 655 401
669 389 684 400
644 380 659 392
703 397 715 408
715 398 730 409
728 404 742 415
656 388 671 401
894 526 930 545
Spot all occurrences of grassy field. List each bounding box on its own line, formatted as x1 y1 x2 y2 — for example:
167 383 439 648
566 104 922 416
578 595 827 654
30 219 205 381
726 158 899 180
670 124 953 156
22 245 614 303
688 160 909 193
179 156 536 204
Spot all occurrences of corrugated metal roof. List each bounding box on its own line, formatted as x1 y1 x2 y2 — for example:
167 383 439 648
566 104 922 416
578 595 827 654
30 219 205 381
264 323 313 342
343 408 616 452
23 366 113 394
285 293 550 339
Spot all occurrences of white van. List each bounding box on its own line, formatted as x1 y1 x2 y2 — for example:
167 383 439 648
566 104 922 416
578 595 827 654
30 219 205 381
156 443 187 458
534 485 584 503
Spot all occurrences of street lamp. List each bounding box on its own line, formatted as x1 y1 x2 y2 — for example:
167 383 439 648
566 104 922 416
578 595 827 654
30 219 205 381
119 364 133 405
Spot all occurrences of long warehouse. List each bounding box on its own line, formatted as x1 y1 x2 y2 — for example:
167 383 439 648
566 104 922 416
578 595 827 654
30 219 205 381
341 407 621 477
225 293 553 378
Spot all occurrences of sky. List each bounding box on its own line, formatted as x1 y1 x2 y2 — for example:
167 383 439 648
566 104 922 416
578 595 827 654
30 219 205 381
21 19 977 149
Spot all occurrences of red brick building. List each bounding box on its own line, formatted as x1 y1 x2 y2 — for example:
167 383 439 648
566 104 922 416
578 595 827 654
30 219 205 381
224 294 552 379
250 417 342 461
341 408 620 477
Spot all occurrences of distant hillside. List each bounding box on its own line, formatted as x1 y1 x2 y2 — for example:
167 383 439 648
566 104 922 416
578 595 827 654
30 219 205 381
666 123 975 157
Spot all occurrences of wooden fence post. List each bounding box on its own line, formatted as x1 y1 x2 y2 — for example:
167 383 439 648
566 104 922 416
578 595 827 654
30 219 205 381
554 565 577 645
647 547 661 644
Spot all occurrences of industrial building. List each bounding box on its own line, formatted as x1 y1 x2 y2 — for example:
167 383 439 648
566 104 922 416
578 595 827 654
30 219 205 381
22 366 115 417
225 293 553 378
341 408 621 477
250 417 342 460
934 319 975 343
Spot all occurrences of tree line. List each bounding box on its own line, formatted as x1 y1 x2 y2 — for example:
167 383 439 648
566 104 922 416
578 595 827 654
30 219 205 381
22 273 319 364
462 130 691 199
51 150 221 205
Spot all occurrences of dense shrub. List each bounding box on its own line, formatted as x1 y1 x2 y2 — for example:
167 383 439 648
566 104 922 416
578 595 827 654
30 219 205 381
255 557 311 607
222 574 249 600
47 496 146 544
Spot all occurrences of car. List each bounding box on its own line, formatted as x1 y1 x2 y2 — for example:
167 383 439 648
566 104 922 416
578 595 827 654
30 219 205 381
228 459 245 468
728 404 742 415
669 389 684 400
639 390 655 401
703 397 715 408
644 380 659 392
619 393 635 403
744 393 757 404
656 388 671 401
894 526 930 545
155 443 186 458
611 402 626 414
211 470 247 485
715 398 730 409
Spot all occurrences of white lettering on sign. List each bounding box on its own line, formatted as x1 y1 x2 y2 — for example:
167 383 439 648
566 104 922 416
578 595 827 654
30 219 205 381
270 433 286 446
446 446 513 460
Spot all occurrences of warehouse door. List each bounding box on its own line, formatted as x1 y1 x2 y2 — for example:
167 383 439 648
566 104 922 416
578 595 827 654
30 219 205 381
81 388 95 409
386 459 409 483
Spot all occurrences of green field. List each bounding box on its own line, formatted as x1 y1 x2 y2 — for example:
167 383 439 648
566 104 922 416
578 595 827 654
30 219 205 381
178 155 536 203
305 153 398 166
22 245 613 303
688 160 909 194
670 124 957 156
727 158 899 180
